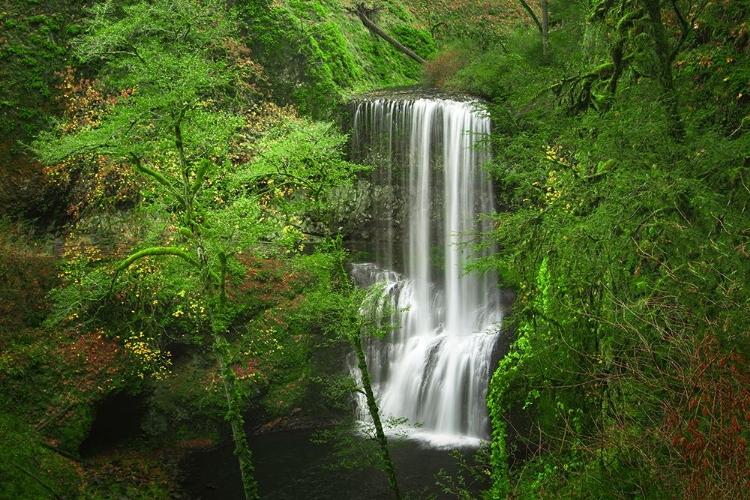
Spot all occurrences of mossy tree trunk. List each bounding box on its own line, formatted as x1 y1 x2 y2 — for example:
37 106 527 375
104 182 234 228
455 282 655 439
642 0 685 140
116 117 261 500
352 332 402 500
348 3 425 64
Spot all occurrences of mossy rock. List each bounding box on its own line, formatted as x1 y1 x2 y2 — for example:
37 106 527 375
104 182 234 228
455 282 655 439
240 0 429 118
0 0 84 217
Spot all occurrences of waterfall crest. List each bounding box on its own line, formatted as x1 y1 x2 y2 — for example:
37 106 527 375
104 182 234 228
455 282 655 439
350 95 504 447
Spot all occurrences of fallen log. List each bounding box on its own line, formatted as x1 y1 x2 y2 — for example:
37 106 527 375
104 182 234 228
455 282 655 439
347 3 425 64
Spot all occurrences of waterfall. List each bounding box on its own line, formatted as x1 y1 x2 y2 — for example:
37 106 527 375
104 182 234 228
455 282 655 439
349 94 504 447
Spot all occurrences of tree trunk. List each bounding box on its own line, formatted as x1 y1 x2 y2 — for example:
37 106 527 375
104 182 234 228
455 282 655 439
352 332 403 500
210 254 259 500
351 3 425 64
643 0 685 140
541 0 549 55
214 334 260 500
519 0 550 55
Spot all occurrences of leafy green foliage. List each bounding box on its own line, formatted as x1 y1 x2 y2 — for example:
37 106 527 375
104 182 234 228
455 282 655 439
404 0 533 48
674 1 750 135
31 2 271 498
485 110 749 497
26 0 388 497
236 118 370 240
424 2 750 498
435 447 492 499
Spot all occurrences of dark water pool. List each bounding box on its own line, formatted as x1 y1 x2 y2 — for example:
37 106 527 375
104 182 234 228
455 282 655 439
180 429 487 499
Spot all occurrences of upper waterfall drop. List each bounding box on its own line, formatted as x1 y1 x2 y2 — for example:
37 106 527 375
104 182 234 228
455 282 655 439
350 93 505 447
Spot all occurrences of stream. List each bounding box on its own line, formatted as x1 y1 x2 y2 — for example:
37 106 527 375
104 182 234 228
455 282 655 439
180 429 487 499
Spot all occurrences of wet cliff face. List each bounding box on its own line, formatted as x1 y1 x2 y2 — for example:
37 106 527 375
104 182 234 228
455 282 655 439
237 0 430 121
0 0 85 218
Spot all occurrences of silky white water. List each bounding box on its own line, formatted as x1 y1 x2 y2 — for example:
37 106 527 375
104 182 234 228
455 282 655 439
350 96 503 447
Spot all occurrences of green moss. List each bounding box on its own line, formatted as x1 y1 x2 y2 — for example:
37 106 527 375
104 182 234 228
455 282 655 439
314 21 362 87
240 0 427 116
388 3 411 23
391 25 436 59
64 22 80 36
288 0 327 19
0 412 82 500
0 0 84 216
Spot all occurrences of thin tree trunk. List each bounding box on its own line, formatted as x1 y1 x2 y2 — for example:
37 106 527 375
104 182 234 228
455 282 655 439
541 0 549 55
352 333 402 500
214 335 260 500
643 0 685 140
518 0 542 33
40 442 85 463
209 255 259 500
13 464 64 500
34 402 76 432
519 0 549 55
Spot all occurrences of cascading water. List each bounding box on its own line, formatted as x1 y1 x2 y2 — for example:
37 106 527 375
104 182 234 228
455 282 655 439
349 93 505 447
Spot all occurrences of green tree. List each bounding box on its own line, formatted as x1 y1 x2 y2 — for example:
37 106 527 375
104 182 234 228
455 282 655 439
347 282 403 500
308 241 404 499
33 0 265 497
32 2 379 497
315 246 404 500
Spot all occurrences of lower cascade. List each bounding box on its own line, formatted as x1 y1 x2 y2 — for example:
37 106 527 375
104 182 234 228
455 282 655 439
349 93 505 446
